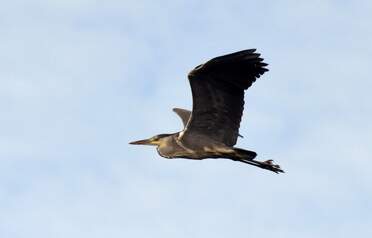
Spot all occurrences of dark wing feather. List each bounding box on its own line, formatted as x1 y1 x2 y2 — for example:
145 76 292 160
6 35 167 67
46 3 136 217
181 49 268 147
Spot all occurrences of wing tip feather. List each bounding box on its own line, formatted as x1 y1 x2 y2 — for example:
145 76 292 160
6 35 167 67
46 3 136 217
188 48 270 83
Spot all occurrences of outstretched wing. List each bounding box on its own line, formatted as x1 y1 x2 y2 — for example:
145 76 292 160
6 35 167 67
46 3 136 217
181 49 268 147
173 108 191 127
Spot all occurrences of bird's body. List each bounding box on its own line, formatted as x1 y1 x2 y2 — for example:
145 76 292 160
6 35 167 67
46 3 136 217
156 132 233 160
130 49 283 173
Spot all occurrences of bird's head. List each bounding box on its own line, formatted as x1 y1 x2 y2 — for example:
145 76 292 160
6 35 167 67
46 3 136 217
129 134 171 146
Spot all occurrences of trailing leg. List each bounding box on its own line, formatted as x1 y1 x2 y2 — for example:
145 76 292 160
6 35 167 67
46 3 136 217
232 148 284 173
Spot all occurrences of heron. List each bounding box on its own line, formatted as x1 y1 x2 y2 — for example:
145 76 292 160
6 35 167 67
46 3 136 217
130 49 283 173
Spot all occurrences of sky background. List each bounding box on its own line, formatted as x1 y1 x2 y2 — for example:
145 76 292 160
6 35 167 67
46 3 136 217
1 0 372 237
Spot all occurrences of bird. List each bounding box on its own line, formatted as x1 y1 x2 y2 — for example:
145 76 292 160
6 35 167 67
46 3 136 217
130 49 283 173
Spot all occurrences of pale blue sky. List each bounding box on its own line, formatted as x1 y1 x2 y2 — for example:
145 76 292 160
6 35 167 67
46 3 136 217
1 1 372 237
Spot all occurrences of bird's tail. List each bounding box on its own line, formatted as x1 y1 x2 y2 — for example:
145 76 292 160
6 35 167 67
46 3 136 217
232 148 257 160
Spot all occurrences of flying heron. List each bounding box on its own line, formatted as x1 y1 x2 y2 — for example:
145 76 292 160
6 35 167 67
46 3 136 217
130 49 283 173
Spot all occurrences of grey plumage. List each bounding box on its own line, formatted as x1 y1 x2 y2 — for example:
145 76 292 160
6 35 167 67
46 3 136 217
173 108 191 127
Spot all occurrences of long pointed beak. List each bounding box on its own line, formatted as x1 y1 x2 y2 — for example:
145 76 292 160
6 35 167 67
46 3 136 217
129 139 153 145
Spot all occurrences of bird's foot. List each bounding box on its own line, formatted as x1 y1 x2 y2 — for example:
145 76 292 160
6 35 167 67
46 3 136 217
261 159 284 173
237 158 284 173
